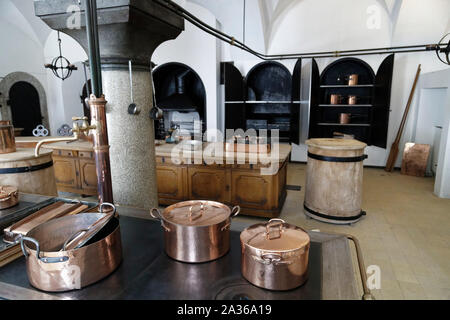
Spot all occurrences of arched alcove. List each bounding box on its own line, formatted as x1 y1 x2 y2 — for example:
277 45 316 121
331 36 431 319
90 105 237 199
153 62 207 133
0 72 49 134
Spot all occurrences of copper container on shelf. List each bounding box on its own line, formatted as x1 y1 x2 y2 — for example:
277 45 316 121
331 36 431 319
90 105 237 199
330 94 343 105
339 113 351 124
0 186 19 210
240 219 310 291
348 95 358 105
151 200 240 263
348 74 359 86
0 121 16 154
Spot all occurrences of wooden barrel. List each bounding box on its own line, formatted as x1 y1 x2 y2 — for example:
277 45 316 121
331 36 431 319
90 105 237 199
304 138 367 224
0 121 16 154
0 148 57 196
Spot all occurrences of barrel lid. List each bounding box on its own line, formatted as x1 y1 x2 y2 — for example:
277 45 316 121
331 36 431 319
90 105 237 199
161 200 231 227
240 219 310 252
306 138 366 150
0 186 18 199
0 148 53 163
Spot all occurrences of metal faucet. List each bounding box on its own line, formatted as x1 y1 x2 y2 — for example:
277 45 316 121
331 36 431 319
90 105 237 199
34 116 97 157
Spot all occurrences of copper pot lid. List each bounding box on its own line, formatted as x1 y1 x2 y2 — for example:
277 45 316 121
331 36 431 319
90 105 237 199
161 200 233 227
0 186 18 200
241 219 310 252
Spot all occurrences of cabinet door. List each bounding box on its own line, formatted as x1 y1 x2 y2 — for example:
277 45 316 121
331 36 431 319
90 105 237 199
157 165 186 200
231 171 274 210
52 156 80 189
188 167 231 203
79 159 98 194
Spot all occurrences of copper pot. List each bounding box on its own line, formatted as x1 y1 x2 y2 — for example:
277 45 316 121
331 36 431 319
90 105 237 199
151 200 240 263
0 186 19 210
19 212 122 292
339 113 352 124
330 94 343 105
348 74 359 86
0 120 16 154
348 95 358 105
240 219 310 291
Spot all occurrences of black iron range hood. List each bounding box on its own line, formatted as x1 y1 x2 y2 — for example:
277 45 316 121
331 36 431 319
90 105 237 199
158 70 197 112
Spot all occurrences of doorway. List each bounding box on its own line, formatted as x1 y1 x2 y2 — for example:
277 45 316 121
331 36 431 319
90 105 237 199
8 81 43 136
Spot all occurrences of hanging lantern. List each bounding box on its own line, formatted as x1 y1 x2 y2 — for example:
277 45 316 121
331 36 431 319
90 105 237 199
44 31 78 80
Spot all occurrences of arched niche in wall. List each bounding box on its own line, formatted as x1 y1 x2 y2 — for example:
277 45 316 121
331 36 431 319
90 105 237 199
0 72 49 135
309 55 394 148
153 62 207 132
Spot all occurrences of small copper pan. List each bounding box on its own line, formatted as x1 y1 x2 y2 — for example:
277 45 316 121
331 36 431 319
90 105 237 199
0 186 19 210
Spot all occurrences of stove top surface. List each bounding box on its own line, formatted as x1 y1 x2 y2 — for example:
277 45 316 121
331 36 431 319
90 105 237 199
0 212 357 300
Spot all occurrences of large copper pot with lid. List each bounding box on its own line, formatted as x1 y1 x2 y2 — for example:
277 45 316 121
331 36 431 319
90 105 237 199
151 200 240 263
240 219 310 291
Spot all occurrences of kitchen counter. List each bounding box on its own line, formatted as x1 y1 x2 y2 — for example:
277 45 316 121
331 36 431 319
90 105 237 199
0 193 359 300
155 142 291 218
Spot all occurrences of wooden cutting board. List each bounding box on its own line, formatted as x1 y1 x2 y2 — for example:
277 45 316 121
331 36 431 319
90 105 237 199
401 143 431 177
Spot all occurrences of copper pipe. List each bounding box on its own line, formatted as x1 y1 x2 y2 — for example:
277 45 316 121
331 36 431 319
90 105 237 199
88 94 113 205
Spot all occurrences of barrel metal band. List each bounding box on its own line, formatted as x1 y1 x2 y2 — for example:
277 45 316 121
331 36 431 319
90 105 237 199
304 204 366 221
0 161 54 174
308 152 368 163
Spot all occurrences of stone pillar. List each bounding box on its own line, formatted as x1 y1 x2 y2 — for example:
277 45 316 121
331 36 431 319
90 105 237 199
102 69 158 208
35 0 184 209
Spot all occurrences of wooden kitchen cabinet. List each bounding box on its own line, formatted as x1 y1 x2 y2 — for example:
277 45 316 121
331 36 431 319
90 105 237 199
157 164 187 204
188 166 231 203
41 142 98 196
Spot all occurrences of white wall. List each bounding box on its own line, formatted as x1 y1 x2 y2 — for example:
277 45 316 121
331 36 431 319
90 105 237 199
0 0 47 114
153 1 221 141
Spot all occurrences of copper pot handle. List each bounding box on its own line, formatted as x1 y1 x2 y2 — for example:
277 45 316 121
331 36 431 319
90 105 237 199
20 236 69 264
252 253 292 265
230 206 240 218
0 190 17 202
265 218 285 240
100 202 116 215
188 203 204 221
150 208 170 232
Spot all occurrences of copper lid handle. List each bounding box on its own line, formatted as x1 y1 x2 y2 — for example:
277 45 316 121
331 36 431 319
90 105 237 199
265 218 285 240
188 203 204 222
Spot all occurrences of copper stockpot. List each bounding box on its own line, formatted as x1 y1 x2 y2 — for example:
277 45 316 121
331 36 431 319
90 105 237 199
330 94 343 105
348 74 359 86
339 113 352 124
0 186 19 210
19 212 122 292
348 95 358 105
0 120 16 154
151 200 240 263
240 219 310 291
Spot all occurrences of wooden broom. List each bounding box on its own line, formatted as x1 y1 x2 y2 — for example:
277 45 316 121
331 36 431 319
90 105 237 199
385 64 421 172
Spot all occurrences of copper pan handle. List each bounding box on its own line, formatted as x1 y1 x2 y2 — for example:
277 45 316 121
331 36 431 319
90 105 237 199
150 208 170 232
20 236 69 264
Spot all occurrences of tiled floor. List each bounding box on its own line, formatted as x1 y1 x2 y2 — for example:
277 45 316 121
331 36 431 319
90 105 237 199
234 163 450 300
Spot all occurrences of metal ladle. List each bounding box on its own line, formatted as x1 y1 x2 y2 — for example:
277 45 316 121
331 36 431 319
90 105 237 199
128 60 140 115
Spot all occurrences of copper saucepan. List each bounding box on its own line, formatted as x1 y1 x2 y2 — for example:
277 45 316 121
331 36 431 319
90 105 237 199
240 219 310 291
0 186 19 210
151 200 240 263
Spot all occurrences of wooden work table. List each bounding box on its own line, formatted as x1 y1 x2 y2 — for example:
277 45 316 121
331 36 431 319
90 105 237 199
155 142 291 217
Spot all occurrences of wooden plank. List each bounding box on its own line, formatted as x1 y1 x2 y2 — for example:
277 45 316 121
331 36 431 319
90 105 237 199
401 143 431 177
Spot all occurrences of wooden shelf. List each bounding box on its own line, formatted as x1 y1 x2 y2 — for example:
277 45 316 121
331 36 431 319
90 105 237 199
317 123 371 127
320 84 374 88
318 104 373 107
